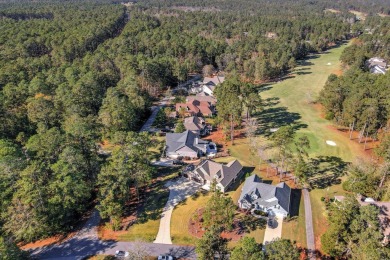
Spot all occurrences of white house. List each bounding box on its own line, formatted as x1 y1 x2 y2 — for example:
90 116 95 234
238 175 291 217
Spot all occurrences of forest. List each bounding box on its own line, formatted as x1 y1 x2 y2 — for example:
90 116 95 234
0 0 390 258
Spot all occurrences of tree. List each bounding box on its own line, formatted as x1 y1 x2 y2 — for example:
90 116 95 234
97 132 154 230
202 65 215 77
321 195 389 258
125 241 150 260
175 120 185 133
153 109 168 128
214 76 243 144
203 181 236 231
230 237 265 260
0 235 28 260
196 225 228 260
265 238 300 260
270 125 295 180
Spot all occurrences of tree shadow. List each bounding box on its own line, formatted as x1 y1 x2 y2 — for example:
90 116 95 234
255 106 307 136
263 97 280 107
296 71 312 75
307 156 348 189
136 183 170 224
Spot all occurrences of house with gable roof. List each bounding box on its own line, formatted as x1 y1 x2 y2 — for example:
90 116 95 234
238 175 291 217
190 159 243 192
184 116 207 136
165 130 216 159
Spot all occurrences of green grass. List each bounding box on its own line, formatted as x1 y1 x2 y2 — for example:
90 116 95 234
256 42 370 250
282 193 306 247
258 42 365 162
171 192 211 245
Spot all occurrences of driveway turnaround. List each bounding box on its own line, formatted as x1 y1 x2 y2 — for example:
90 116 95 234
303 189 316 260
154 178 201 244
263 216 283 244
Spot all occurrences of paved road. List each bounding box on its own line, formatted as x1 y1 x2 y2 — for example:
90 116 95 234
303 189 316 260
140 97 169 132
154 178 201 244
29 208 196 259
263 216 283 244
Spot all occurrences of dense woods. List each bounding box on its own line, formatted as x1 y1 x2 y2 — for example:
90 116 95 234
1 1 389 257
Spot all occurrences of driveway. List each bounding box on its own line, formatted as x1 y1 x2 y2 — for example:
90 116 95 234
154 178 201 244
263 216 283 244
140 97 169 132
303 189 316 260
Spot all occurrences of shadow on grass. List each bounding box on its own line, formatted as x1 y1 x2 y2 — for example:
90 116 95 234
255 106 307 136
307 156 348 189
136 184 170 224
289 189 302 217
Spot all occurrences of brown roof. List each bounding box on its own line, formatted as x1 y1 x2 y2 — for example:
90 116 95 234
194 159 243 188
186 95 217 105
176 100 213 117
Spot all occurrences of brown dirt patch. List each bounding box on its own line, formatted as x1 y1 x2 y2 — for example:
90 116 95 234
20 232 76 250
332 69 343 76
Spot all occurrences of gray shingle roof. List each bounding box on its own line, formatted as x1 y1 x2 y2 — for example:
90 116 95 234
184 116 205 131
166 130 208 154
239 175 291 213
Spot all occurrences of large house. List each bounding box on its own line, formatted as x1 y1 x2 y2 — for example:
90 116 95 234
165 130 216 159
366 57 387 75
238 175 291 217
184 116 207 136
189 159 243 192
176 99 214 117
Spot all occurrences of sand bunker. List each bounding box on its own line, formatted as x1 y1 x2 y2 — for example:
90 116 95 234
326 140 337 146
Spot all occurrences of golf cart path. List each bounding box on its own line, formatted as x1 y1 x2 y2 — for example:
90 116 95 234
303 189 316 260
154 178 201 244
263 216 283 244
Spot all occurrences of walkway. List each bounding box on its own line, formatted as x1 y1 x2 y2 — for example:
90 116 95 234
303 189 316 260
263 216 283 244
154 178 201 244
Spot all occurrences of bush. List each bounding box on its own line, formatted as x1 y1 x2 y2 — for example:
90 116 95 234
321 197 325 202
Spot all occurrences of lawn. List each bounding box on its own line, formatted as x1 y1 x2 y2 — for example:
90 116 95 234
170 192 211 245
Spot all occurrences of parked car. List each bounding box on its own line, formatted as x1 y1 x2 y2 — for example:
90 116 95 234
158 256 174 260
115 250 129 258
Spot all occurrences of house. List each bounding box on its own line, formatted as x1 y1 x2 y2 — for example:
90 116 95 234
184 116 207 136
176 99 214 117
238 175 291 217
366 57 387 75
203 75 225 86
165 130 214 159
186 94 217 106
202 76 225 96
190 159 243 192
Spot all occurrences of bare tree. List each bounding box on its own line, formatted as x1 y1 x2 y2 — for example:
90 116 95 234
126 241 150 260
